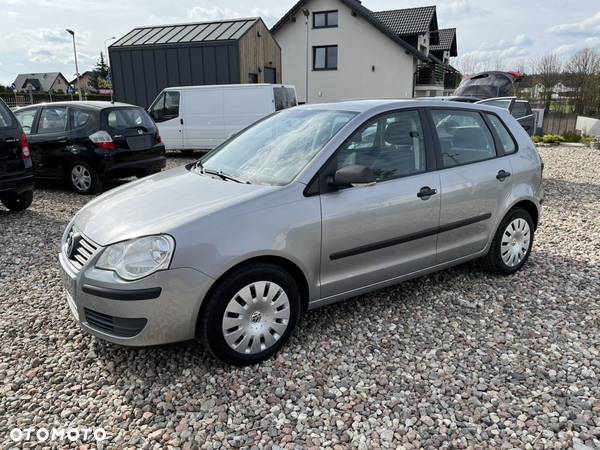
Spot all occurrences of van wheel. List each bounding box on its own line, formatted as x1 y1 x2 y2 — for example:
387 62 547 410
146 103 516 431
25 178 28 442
483 208 534 275
198 263 300 366
1 190 33 211
67 161 102 195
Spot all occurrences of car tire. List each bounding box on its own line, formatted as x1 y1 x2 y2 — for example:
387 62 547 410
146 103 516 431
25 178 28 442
198 263 301 366
1 190 33 211
181 150 195 156
67 161 102 195
483 207 534 275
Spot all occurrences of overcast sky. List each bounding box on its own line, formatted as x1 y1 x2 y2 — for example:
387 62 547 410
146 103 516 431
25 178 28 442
0 0 598 85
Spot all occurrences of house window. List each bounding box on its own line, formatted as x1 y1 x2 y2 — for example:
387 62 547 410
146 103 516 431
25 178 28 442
248 73 258 83
313 11 338 28
313 46 338 70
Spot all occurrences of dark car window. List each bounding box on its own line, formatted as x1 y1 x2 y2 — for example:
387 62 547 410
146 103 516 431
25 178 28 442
487 114 517 154
149 91 179 123
274 87 297 111
14 108 37 134
336 110 426 182
72 109 92 128
0 101 15 128
430 110 496 168
38 106 68 133
106 108 155 132
511 102 529 119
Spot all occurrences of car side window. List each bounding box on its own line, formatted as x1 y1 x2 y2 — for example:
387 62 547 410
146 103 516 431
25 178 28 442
486 114 516 154
14 109 38 134
150 91 180 123
511 102 528 119
38 106 68 134
336 110 426 182
430 110 496 168
72 109 92 128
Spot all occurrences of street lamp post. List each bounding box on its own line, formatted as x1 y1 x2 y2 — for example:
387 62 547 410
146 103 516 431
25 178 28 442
104 36 116 102
66 29 82 101
302 8 310 104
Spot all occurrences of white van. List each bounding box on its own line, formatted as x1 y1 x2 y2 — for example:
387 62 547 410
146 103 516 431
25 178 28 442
148 84 297 152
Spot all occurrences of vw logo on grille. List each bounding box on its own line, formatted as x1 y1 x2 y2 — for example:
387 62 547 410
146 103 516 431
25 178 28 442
137 129 143 135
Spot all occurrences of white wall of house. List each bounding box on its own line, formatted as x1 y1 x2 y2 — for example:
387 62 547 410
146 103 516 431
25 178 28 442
275 0 416 103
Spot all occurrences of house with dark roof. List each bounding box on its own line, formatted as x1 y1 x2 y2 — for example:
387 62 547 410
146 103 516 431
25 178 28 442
109 18 281 107
271 0 460 102
12 72 70 94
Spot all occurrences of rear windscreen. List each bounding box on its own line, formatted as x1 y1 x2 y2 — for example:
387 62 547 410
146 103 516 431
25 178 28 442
274 87 297 111
0 100 15 128
104 108 156 132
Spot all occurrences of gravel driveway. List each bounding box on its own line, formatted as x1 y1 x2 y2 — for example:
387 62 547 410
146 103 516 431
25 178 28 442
1 147 598 449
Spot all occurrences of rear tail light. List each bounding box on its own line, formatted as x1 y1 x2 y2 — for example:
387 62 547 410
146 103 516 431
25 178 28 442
89 130 116 150
20 132 31 160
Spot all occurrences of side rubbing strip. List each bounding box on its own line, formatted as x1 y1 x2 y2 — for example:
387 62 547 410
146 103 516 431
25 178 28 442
330 213 492 261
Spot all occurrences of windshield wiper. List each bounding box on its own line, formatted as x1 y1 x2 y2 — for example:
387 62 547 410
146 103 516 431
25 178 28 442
203 169 250 184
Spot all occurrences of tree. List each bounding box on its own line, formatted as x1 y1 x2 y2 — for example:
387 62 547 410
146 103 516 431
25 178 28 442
533 53 562 110
565 48 600 116
94 52 109 79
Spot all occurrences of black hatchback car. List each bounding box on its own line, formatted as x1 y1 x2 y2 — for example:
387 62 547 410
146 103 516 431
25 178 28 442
14 101 166 194
0 98 34 211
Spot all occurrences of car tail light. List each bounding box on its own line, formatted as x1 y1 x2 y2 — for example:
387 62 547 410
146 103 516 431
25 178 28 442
89 130 116 150
20 132 31 160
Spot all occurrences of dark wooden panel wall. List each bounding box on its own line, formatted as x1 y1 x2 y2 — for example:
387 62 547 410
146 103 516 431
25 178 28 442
238 20 282 84
110 42 240 108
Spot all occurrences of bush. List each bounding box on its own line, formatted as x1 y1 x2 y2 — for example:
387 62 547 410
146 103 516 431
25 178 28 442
581 136 597 147
542 135 565 144
532 135 542 143
562 132 581 143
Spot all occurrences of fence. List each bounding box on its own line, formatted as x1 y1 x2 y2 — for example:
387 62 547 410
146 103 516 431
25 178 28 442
542 111 578 135
0 92 111 109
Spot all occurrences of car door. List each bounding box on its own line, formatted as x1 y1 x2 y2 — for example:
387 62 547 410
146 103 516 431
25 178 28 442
27 105 69 178
148 91 183 150
319 109 441 298
427 108 513 263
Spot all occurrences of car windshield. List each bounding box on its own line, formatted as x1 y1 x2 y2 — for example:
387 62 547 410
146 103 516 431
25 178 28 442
199 108 357 186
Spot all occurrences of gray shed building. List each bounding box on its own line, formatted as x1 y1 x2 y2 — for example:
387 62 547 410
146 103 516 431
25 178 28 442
109 18 282 107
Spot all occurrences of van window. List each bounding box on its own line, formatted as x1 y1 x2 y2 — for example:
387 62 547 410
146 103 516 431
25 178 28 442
511 102 529 119
149 91 180 123
430 110 496 168
274 87 297 111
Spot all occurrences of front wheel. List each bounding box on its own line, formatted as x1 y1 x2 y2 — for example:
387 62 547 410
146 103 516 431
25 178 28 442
1 190 33 211
198 263 301 366
483 208 534 275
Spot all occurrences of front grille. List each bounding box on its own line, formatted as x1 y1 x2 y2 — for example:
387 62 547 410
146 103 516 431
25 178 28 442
65 228 99 270
84 308 147 338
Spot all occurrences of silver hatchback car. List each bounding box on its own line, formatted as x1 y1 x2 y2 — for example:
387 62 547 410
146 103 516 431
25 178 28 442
59 100 543 365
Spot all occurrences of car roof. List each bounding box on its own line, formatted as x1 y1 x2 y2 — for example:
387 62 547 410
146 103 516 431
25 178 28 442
294 99 511 114
15 101 137 110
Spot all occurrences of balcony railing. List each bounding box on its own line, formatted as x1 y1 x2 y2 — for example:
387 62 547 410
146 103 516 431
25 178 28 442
416 63 445 86
444 71 462 90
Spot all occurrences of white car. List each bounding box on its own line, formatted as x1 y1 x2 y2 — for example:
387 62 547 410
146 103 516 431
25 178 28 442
148 84 297 152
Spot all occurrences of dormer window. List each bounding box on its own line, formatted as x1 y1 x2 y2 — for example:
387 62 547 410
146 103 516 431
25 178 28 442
313 11 338 29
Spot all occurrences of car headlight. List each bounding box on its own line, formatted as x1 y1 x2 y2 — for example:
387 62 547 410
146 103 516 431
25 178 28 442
96 235 175 281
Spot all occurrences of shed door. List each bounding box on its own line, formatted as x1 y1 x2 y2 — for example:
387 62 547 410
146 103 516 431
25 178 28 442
264 67 276 84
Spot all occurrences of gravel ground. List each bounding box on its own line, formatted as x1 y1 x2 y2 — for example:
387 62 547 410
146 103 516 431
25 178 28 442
0 147 599 449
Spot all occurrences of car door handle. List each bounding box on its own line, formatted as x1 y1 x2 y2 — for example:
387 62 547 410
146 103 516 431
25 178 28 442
496 170 511 181
417 186 437 199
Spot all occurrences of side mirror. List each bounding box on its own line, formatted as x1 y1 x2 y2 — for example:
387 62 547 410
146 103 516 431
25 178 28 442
330 164 376 188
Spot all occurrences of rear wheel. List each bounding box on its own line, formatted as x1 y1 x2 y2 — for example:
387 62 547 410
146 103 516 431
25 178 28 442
483 208 534 275
1 190 33 211
67 161 102 195
181 150 195 156
198 263 301 366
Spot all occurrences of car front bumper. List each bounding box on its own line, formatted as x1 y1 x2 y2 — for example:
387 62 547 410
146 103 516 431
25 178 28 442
58 251 214 346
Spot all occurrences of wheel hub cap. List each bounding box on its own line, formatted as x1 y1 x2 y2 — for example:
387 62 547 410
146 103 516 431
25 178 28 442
71 165 91 191
501 218 531 267
222 281 291 355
